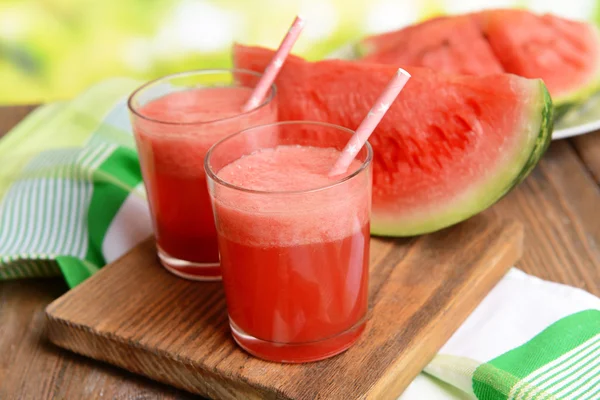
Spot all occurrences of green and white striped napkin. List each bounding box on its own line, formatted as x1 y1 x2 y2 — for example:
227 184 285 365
0 79 598 399
402 270 600 400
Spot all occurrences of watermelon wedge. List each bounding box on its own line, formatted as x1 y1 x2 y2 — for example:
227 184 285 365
360 15 503 76
357 10 600 111
477 10 600 113
234 45 553 236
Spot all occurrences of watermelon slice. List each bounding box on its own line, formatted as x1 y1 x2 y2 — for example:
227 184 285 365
360 15 504 76
476 10 600 112
358 10 600 110
234 45 553 236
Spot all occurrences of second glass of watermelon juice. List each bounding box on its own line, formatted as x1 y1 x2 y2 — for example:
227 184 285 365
128 70 278 281
205 121 373 363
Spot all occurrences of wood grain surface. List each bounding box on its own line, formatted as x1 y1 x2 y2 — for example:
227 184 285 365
1 106 599 399
45 214 522 400
572 134 600 184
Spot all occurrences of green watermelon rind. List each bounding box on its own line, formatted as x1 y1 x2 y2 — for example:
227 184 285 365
553 67 600 107
553 75 600 115
353 41 374 60
553 75 600 123
371 79 553 237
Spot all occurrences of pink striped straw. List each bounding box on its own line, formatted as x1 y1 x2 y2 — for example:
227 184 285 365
242 15 305 112
329 68 411 177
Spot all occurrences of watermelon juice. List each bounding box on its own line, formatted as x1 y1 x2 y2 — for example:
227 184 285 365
205 122 373 363
128 70 277 280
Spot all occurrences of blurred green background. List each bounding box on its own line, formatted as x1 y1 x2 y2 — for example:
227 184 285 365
1 0 598 105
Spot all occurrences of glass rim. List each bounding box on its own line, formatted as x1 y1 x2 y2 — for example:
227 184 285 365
204 120 373 196
127 68 277 126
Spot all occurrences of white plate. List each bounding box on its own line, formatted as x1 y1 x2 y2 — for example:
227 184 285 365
328 43 600 141
553 93 600 140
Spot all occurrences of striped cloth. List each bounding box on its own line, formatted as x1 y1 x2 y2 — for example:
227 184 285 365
0 78 151 287
402 270 600 400
0 79 598 399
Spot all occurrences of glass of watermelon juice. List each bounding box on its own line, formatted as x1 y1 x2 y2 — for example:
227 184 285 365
205 121 373 363
128 70 278 281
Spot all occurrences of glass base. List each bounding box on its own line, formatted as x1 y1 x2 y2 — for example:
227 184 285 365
230 318 366 363
157 246 221 281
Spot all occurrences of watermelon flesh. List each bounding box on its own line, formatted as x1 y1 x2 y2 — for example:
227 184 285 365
360 15 503 76
477 10 600 106
358 9 600 108
234 45 553 236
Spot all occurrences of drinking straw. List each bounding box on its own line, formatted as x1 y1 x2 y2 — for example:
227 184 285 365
242 15 305 112
329 68 411 177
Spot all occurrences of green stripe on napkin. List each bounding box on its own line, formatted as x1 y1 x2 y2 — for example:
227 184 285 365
473 310 600 400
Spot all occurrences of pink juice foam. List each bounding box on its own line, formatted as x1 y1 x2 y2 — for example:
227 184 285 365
214 145 370 247
137 87 266 176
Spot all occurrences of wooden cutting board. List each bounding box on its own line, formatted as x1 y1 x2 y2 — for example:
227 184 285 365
45 214 523 400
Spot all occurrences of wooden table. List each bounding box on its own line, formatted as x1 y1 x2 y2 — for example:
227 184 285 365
1 106 599 399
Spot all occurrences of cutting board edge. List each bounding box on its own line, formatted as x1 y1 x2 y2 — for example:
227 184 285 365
45 314 273 400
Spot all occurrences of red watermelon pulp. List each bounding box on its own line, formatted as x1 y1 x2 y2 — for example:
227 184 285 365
359 9 600 111
234 45 553 236
360 15 504 76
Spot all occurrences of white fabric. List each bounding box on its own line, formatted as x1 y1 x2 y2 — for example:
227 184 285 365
102 183 152 263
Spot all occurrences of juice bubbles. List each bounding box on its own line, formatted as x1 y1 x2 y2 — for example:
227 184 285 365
128 70 277 280
206 122 373 363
